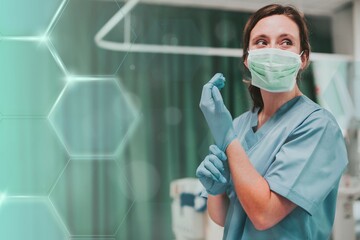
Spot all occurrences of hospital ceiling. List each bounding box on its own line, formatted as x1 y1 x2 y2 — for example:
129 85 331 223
121 0 353 16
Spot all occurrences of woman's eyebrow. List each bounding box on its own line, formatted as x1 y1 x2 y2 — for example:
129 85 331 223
251 34 269 40
252 33 296 39
278 33 296 39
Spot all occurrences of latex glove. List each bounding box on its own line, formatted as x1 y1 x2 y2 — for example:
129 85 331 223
199 73 236 151
196 144 230 195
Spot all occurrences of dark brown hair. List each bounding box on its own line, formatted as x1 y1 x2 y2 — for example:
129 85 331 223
242 4 311 111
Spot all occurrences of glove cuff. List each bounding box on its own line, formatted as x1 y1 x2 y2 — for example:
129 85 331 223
220 130 237 152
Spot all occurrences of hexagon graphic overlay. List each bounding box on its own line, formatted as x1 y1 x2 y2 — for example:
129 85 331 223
49 0 136 75
49 159 133 236
0 119 69 195
49 79 138 156
0 40 66 116
0 197 68 240
0 0 65 36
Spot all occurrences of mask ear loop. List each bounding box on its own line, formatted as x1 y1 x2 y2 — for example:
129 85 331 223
299 51 306 70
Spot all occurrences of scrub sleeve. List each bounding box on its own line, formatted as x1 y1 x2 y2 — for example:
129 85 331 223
264 109 348 215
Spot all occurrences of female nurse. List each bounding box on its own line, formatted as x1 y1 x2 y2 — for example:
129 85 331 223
196 4 348 239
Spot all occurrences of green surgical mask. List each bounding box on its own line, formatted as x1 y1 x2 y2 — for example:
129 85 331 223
247 48 302 92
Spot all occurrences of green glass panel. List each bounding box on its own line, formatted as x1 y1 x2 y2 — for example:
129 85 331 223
49 0 135 75
0 0 63 36
0 198 68 239
49 80 137 156
49 160 132 235
0 119 68 195
0 41 65 115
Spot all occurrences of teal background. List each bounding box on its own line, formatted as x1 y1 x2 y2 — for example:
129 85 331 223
0 0 332 239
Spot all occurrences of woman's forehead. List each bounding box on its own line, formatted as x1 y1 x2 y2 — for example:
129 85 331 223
250 15 300 40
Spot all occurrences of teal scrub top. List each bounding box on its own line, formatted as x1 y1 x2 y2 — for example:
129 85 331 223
223 95 348 240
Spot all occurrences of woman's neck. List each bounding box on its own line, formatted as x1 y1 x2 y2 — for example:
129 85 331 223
261 86 302 115
257 86 302 129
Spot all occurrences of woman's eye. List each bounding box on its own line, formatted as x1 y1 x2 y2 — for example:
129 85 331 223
255 40 267 46
281 39 293 46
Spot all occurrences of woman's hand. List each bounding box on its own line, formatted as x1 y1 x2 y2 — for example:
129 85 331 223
196 145 230 195
199 73 236 151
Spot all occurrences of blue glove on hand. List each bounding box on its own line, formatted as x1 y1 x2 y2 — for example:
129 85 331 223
199 73 236 151
196 144 230 195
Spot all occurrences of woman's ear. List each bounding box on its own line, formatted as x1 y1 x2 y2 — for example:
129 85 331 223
244 58 249 69
300 51 309 69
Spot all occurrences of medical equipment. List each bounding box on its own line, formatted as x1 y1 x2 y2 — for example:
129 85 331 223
170 178 223 240
312 59 360 240
333 175 360 240
332 123 360 240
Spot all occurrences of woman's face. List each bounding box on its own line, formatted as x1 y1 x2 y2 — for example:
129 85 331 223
245 14 307 69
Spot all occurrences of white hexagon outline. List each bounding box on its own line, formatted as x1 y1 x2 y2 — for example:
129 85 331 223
0 1 136 239
47 0 136 77
0 0 68 40
47 77 140 158
48 157 135 237
0 119 71 196
0 39 67 118
0 196 70 239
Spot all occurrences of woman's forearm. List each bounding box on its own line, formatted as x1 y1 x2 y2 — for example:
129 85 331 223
226 139 296 230
207 193 229 227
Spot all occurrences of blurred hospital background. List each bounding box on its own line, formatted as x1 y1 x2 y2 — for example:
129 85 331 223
0 0 360 239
